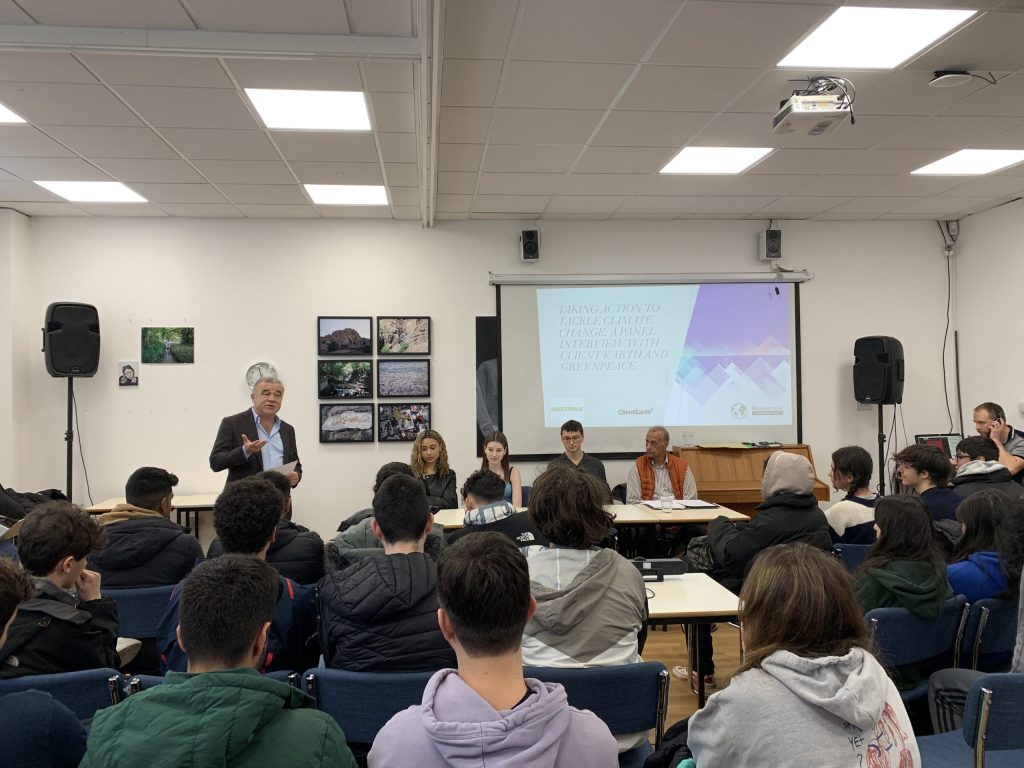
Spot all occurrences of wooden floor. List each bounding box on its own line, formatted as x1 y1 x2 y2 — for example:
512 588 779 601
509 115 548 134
643 622 742 725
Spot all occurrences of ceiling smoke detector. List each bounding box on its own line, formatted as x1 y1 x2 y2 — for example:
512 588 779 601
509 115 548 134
929 70 974 88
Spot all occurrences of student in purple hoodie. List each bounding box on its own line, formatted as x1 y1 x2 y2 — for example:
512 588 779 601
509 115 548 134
368 532 618 768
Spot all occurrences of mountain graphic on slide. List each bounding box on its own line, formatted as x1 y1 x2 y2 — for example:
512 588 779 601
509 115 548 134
677 355 790 405
683 334 789 358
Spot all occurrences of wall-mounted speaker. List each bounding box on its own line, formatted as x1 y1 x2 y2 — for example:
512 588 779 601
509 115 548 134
43 302 100 377
853 336 904 405
520 230 540 263
758 228 782 262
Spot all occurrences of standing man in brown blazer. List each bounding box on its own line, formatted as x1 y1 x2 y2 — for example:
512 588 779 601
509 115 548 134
210 377 302 486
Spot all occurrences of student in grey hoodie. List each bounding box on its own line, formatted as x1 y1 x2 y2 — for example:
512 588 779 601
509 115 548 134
368 532 617 768
687 543 920 768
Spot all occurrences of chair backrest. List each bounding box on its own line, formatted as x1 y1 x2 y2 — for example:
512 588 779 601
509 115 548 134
957 598 1019 671
832 543 871 573
523 662 669 747
105 585 177 639
962 673 1024 756
305 668 433 744
128 670 299 694
867 595 968 667
0 668 122 721
521 485 531 507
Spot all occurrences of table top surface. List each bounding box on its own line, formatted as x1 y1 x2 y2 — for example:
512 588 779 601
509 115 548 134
87 493 219 513
433 503 748 529
646 573 741 620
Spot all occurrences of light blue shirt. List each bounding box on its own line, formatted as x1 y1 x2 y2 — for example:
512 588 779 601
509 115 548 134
250 407 284 471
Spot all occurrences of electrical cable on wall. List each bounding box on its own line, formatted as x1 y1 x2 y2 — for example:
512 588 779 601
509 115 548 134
936 220 959 434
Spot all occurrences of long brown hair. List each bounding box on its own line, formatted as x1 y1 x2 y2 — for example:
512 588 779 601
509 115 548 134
528 464 613 548
859 495 943 575
480 431 511 482
410 429 450 478
738 543 871 673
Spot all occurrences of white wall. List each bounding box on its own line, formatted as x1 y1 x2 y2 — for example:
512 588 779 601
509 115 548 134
6 216 958 536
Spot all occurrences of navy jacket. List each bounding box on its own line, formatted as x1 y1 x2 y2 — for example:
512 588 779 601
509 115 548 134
208 520 325 585
0 690 86 768
90 513 202 588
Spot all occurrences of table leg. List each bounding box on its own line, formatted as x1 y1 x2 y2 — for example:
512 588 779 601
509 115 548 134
693 621 707 708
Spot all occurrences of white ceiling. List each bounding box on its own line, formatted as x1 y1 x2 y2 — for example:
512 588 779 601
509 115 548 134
0 0 1021 222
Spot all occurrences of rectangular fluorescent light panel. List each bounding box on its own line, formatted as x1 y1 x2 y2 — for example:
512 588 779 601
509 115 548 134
661 147 773 175
304 184 388 205
35 181 146 203
0 103 25 123
912 149 1024 176
779 7 976 69
245 89 370 130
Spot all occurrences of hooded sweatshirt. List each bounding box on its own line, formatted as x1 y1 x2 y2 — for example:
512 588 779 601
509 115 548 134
856 559 953 619
688 648 920 768
367 668 618 768
947 550 1008 603
952 460 1024 501
81 669 355 768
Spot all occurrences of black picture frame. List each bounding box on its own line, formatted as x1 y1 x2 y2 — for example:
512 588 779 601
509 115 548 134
318 360 372 399
377 359 430 398
318 316 372 356
377 316 431 355
377 403 430 442
319 404 374 443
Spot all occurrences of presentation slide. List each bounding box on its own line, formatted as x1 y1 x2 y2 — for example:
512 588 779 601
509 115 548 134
499 282 798 456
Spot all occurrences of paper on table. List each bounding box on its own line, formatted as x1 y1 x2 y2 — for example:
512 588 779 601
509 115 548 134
639 499 719 510
271 461 298 476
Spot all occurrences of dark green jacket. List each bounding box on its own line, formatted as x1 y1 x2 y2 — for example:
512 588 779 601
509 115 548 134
856 558 953 618
81 669 356 768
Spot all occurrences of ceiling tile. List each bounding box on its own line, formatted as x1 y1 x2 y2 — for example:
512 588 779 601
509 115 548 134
751 149 944 175
0 83 142 126
911 11 1024 72
591 111 710 147
318 206 394 218
497 61 634 109
74 202 168 216
542 211 612 220
441 59 503 107
618 196 705 214
2 201 89 216
220 184 307 204
0 53 96 83
574 146 679 173
0 2 35 23
651 2 832 68
0 157 111 181
159 128 278 160
369 92 416 133
444 0 518 59
719 174 820 196
384 162 418 186
789 174 964 197
618 66 765 113
696 112 917 150
0 125 75 157
224 59 363 90
471 195 549 213
511 0 680 63
436 193 471 212
191 160 295 184
235 204 318 217
876 116 1024 150
756 196 850 217
289 161 384 185
159 203 243 217
482 144 581 173
942 74 1024 118
187 0 350 34
393 206 421 219
93 158 204 183
116 86 256 129
439 107 493 143
42 125 176 159
488 108 603 145
129 183 228 203
684 196 780 214
438 143 484 172
477 172 564 195
856 70 992 116
436 211 470 221
938 175 1024 197
558 174 648 195
362 61 415 93
546 195 625 213
389 187 419 206
378 132 417 162
272 132 378 162
80 55 233 88
823 197 927 214
17 0 195 28
347 0 413 36
892 197 999 215
0 181 62 201
636 175 734 195
437 172 477 194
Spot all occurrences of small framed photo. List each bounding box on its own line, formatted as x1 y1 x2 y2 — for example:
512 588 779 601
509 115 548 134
319 316 372 356
377 359 430 398
318 360 372 399
377 316 430 355
118 360 140 387
377 403 430 442
320 404 374 443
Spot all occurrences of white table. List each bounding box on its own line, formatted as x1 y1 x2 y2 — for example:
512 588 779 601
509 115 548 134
87 493 219 532
433 503 748 530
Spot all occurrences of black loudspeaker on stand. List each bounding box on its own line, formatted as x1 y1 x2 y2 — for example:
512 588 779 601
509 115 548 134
853 336 905 497
42 302 100 500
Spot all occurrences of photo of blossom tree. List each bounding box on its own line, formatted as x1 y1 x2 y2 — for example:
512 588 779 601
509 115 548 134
141 327 194 364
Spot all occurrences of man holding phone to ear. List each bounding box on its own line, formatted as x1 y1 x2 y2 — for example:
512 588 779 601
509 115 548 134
973 401 1024 483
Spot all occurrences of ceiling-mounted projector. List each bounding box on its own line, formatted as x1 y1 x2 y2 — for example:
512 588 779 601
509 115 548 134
772 93 851 136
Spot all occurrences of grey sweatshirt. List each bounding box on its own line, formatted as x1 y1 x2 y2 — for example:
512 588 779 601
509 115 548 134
688 648 921 768
368 668 617 768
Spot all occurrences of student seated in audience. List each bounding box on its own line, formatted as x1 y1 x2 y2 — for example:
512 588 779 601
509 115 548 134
89 466 203 587
824 446 877 544
318 474 455 673
686 543 920 768
368 532 618 768
411 429 458 511
0 502 121 678
550 419 608 485
0 557 87 768
208 470 324 585
336 461 414 532
523 464 647 752
951 435 1024 501
157 477 317 674
972 401 1024 482
480 430 523 506
682 452 832 692
82 556 356 768
947 490 1024 603
894 443 959 521
447 469 548 552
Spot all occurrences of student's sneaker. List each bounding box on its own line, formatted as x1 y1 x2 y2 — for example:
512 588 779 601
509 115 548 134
671 666 716 694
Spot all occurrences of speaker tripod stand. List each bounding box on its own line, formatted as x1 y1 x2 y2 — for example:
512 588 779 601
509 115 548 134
64 378 75 500
876 404 887 497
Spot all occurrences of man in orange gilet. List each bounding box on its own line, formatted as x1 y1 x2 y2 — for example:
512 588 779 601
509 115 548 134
625 426 697 503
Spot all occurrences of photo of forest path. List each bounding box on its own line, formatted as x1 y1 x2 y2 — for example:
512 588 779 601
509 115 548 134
319 361 371 398
141 327 194 364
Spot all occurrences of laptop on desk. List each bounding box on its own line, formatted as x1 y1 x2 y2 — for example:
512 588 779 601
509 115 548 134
914 433 963 458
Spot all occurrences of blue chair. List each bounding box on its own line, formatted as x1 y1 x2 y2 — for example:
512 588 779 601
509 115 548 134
917 673 1024 767
128 670 299 694
956 598 1019 672
524 662 669 768
521 485 531 507
0 668 122 721
867 595 969 702
304 668 433 744
105 585 176 639
832 543 871 573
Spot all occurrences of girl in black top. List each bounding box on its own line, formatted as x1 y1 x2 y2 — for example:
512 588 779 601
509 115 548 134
410 429 457 510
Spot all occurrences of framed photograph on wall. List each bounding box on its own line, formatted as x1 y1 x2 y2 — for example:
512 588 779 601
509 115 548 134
377 359 430 398
377 316 430 355
318 360 372 399
377 403 430 442
320 404 374 443
318 316 372 356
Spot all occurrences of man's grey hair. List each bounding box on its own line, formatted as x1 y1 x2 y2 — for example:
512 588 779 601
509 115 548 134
252 376 284 393
648 425 670 443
